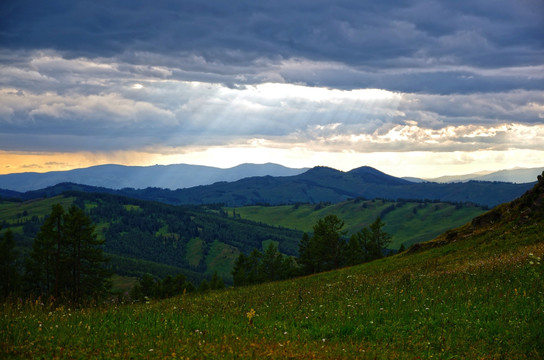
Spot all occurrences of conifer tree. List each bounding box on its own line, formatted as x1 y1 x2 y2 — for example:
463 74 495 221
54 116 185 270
260 243 284 281
26 204 64 297
0 228 19 298
346 233 364 266
26 204 110 303
232 253 249 286
297 232 315 274
209 271 225 290
311 215 347 272
63 205 110 303
367 217 391 259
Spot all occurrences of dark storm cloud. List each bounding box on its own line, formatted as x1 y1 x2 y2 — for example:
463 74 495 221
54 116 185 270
0 0 542 158
1 0 542 93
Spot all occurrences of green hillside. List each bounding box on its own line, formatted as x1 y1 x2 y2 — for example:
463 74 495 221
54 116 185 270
227 198 486 249
2 178 543 359
0 192 302 283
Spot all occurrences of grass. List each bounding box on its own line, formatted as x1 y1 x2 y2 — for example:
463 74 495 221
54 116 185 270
186 237 205 268
0 196 75 226
205 241 240 279
2 211 542 359
228 199 485 249
110 275 139 296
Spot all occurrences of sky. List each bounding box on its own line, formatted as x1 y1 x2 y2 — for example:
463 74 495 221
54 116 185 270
0 0 543 178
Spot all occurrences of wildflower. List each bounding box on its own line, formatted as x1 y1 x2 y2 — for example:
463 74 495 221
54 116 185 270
246 308 256 326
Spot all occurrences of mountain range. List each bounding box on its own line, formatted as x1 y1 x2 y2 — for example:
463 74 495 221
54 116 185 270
1 165 535 208
0 163 308 192
410 167 543 184
2 164 541 194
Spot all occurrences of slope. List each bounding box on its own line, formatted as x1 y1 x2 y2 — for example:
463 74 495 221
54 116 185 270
3 177 542 359
227 198 487 249
0 191 303 283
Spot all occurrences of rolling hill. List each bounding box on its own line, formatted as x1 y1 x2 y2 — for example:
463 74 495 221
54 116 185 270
227 198 487 249
3 175 542 358
0 191 303 283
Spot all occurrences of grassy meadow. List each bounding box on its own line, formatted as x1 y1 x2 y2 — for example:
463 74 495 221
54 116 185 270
2 202 543 359
228 199 486 249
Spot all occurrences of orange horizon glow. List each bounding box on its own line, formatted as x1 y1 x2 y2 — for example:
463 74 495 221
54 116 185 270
1 148 543 179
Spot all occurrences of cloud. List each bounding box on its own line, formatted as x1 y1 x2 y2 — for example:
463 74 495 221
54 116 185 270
1 0 542 93
0 0 542 177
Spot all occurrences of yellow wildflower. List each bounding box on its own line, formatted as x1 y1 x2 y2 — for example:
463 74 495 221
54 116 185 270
246 308 256 326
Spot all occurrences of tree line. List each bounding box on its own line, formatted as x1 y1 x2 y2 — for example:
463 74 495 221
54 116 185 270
0 204 111 304
232 215 392 286
128 271 224 301
0 203 220 304
2 203 393 301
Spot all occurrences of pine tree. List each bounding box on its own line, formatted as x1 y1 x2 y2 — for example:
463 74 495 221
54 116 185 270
311 215 347 271
209 271 225 290
0 228 19 298
346 233 364 266
63 205 110 303
232 253 249 286
246 249 263 284
260 243 283 281
367 217 391 259
297 232 315 274
26 204 110 303
26 204 64 297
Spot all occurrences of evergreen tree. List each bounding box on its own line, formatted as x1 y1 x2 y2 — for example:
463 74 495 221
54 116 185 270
209 271 225 290
25 204 110 303
246 248 263 284
139 273 157 298
0 228 19 298
350 217 392 263
233 245 298 286
367 217 391 259
311 215 347 272
63 205 111 303
26 204 64 297
297 232 315 274
346 232 365 266
280 256 297 279
260 243 284 281
232 253 249 286
198 279 210 292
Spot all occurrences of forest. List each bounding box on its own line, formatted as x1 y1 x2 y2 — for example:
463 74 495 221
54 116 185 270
1 195 393 303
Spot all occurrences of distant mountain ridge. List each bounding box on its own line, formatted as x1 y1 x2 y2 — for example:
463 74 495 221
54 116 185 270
2 165 534 208
0 163 308 192
415 167 543 184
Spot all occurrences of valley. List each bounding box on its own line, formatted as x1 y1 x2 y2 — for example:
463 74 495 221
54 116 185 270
2 173 543 358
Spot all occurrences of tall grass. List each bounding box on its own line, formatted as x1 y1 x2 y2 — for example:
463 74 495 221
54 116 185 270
2 221 543 359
